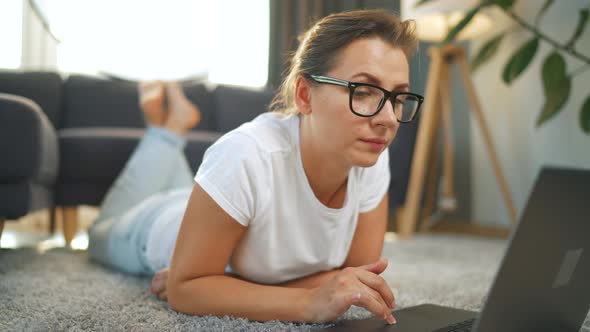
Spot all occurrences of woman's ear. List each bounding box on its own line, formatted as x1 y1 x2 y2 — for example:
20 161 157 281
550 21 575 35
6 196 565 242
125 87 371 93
294 76 312 115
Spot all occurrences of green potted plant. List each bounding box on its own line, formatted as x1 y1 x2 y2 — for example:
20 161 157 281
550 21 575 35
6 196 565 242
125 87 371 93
417 0 590 134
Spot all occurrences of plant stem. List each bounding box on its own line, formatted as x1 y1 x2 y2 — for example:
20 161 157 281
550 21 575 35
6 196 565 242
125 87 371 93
506 9 590 66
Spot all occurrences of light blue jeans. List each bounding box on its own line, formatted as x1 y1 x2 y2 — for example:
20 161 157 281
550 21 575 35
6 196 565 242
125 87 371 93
88 126 194 275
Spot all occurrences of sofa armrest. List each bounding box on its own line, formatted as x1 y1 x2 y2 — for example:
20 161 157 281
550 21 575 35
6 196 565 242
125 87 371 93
213 85 275 132
0 93 59 185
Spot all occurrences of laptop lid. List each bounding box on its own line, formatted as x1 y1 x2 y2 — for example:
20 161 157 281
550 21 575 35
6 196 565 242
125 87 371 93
474 167 590 332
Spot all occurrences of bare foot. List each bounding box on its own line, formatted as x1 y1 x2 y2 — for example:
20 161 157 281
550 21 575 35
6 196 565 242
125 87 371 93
163 82 201 135
149 268 169 301
138 81 167 126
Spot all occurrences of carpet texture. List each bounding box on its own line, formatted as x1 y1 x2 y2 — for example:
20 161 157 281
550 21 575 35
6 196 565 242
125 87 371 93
1 234 588 331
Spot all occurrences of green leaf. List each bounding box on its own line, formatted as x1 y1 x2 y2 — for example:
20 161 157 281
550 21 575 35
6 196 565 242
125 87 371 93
442 5 482 44
580 96 590 134
502 37 539 84
537 77 571 127
487 0 515 10
541 52 567 94
471 34 504 72
535 0 555 26
566 9 589 48
537 52 570 127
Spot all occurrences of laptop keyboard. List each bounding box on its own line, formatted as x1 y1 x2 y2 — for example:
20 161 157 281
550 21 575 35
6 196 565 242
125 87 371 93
432 318 476 332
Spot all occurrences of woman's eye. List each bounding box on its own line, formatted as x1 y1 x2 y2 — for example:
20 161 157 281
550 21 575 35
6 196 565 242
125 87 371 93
354 91 371 98
353 86 379 98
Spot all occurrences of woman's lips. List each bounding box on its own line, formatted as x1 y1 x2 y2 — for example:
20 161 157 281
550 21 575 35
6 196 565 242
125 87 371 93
360 139 386 151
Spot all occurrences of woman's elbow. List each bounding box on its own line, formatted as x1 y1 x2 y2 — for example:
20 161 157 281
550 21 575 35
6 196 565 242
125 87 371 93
166 277 212 316
166 278 194 313
166 279 182 311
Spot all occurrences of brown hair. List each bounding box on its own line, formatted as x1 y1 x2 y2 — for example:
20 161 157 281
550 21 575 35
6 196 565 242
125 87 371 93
269 9 418 114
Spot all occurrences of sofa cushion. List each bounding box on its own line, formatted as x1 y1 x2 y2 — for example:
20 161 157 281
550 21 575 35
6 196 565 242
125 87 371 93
62 75 218 131
0 70 63 128
57 127 222 206
97 73 219 132
57 127 222 182
213 85 275 132
184 130 224 171
56 182 112 208
62 75 144 128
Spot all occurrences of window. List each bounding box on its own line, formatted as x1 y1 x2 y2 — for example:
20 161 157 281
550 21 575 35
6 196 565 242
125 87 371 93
0 1 23 69
48 0 269 87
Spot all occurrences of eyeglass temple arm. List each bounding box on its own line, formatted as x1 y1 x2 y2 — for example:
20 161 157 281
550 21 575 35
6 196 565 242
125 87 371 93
310 75 349 87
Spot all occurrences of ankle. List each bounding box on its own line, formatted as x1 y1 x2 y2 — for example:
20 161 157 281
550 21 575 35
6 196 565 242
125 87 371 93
163 122 188 136
147 126 188 150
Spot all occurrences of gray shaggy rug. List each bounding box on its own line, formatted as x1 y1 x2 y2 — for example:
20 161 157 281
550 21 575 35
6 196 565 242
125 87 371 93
1 234 588 331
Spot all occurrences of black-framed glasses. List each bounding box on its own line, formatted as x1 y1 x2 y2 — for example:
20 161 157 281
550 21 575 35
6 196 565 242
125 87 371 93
308 74 424 123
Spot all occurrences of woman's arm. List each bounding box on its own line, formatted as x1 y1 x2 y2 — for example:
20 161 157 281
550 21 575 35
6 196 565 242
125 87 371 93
166 184 395 323
280 269 342 289
167 183 311 321
343 193 389 267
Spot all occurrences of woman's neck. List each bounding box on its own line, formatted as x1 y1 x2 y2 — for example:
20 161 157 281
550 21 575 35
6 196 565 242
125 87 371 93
299 117 350 208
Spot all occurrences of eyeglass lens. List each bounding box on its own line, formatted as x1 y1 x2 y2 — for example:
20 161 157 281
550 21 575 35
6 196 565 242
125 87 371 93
351 85 419 122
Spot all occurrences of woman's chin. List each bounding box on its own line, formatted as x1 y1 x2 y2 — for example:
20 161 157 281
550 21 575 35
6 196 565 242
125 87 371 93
351 152 381 168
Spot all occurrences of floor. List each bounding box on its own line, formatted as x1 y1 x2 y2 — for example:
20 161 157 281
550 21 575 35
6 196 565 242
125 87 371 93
1 206 98 251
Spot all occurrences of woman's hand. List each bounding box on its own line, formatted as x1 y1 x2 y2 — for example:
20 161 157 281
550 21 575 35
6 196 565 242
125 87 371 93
152 260 397 325
304 259 396 325
150 268 169 301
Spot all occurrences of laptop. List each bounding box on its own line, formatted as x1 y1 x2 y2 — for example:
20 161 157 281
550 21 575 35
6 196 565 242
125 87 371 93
317 167 590 332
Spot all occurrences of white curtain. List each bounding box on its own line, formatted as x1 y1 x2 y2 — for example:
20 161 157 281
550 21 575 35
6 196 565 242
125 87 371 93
0 1 24 69
18 0 60 70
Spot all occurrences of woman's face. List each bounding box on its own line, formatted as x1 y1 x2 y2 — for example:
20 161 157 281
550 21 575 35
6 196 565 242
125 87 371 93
305 37 410 168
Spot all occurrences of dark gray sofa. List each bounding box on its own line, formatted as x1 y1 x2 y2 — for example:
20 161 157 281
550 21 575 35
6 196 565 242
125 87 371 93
0 71 274 244
0 70 418 245
0 92 58 220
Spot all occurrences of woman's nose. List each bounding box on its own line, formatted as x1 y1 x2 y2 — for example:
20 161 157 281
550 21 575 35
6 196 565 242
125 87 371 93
372 99 397 128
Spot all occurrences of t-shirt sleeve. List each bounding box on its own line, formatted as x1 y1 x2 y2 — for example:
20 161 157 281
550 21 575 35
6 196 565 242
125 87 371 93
358 148 391 213
194 132 267 226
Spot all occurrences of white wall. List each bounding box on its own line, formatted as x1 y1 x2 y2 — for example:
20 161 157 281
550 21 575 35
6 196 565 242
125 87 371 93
470 0 590 226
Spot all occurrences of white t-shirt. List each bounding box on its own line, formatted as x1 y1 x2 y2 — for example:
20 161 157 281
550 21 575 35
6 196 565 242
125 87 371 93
145 189 192 271
146 112 390 284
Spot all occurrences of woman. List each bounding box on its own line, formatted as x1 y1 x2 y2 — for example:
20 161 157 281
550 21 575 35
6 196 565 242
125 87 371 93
88 9 422 325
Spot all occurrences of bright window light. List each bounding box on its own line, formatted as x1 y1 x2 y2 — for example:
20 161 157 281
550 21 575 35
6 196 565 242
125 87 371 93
0 1 23 69
208 0 269 87
49 0 268 87
0 231 17 249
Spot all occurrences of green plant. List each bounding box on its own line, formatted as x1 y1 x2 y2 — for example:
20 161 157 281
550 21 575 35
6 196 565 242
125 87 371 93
417 0 590 134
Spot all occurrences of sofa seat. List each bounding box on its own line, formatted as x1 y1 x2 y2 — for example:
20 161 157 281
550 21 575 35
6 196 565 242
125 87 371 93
56 127 222 206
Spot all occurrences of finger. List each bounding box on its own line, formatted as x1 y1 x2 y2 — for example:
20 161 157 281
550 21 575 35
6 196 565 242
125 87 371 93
355 290 392 323
364 284 393 322
158 290 167 301
370 259 388 275
354 269 396 309
333 292 362 318
358 259 388 275
150 273 166 294
150 280 163 294
156 268 169 280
